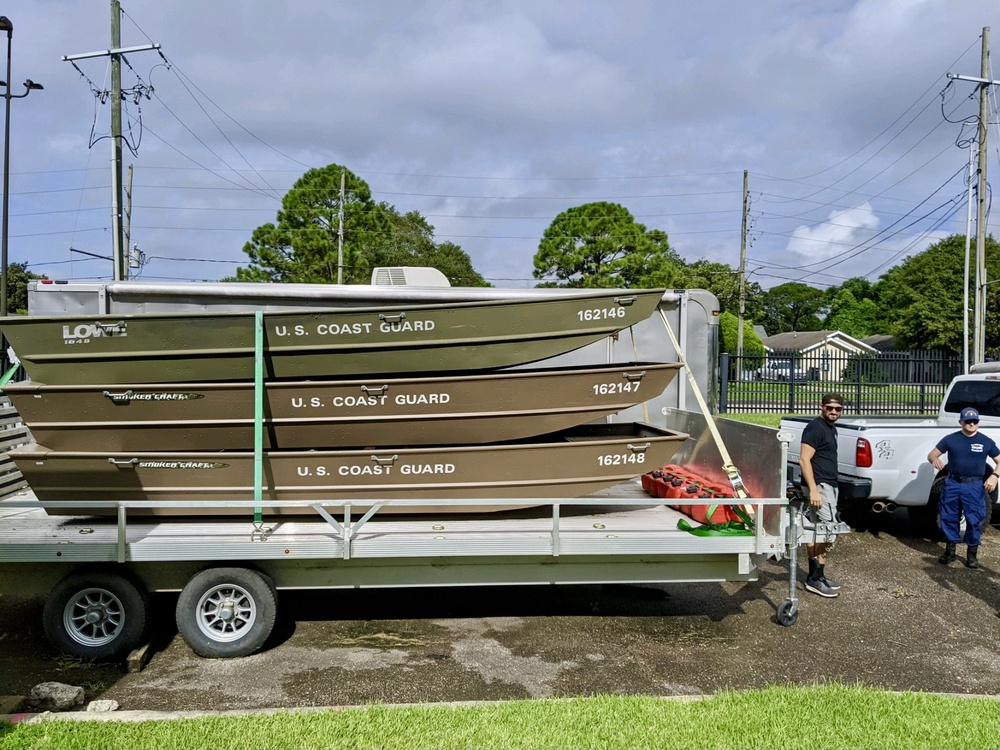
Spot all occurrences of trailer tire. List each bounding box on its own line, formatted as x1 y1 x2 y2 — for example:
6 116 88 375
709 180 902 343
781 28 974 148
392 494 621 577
43 569 151 662
176 567 276 658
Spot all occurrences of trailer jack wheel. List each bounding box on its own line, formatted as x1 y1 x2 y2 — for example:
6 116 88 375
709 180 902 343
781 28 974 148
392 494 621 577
777 599 798 627
43 569 151 661
176 567 277 658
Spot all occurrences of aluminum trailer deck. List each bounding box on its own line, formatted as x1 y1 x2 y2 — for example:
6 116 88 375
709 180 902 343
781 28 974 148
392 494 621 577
0 482 786 591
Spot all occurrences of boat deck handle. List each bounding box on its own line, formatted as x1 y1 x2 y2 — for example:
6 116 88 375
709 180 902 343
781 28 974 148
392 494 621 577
361 385 388 394
378 312 407 323
626 443 651 453
622 371 646 381
94 321 127 335
371 454 399 465
103 390 134 404
107 457 139 467
613 296 638 306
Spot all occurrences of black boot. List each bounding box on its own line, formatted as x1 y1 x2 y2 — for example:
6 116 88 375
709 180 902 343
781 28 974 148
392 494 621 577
964 546 979 569
938 543 957 565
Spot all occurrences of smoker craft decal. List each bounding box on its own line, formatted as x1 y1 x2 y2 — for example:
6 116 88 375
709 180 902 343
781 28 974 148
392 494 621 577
135 461 230 469
104 390 206 404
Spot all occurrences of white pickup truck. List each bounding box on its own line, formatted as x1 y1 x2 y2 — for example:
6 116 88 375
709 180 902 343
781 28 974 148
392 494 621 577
782 365 1000 532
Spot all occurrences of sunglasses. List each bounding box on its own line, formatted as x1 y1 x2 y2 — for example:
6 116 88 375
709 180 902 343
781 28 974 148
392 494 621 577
963 419 980 425
824 405 843 412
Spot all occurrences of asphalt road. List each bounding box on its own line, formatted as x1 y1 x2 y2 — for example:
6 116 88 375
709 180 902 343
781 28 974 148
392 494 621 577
1 509 997 712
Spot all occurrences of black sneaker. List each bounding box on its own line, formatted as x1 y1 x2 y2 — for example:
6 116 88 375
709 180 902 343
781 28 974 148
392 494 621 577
820 575 841 591
804 577 839 598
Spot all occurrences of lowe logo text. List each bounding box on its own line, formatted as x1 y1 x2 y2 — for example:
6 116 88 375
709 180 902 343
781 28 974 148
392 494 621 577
62 323 128 344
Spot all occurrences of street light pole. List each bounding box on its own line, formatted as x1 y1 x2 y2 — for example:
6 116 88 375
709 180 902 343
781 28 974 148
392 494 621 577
0 16 42 318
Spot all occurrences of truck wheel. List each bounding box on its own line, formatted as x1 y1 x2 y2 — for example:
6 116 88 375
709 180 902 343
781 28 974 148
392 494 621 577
908 477 944 538
176 567 276 658
42 569 151 662
981 489 994 531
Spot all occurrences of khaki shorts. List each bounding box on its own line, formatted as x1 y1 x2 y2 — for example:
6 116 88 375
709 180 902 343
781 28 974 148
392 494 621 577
805 482 838 544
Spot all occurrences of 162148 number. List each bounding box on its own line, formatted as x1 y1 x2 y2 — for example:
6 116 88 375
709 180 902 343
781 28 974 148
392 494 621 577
598 453 646 466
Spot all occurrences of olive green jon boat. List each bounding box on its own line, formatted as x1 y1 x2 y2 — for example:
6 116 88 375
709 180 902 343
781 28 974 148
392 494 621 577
0 289 665 385
12 422 689 516
4 362 681 451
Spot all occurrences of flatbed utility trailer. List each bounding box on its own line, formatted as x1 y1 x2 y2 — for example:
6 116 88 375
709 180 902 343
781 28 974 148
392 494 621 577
0 412 835 661
0 284 845 660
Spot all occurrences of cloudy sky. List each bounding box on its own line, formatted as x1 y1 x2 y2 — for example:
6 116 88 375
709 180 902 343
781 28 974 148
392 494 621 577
3 0 997 289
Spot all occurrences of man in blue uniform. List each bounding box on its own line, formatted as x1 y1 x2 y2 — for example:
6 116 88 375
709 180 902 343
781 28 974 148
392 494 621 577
799 392 844 598
927 407 998 568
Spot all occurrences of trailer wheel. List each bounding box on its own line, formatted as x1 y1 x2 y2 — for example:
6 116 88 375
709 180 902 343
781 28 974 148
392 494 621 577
176 567 276 658
42 570 151 662
776 600 798 627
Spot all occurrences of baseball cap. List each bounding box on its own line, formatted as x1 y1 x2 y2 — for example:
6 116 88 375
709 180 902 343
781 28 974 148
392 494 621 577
821 392 844 406
960 407 980 422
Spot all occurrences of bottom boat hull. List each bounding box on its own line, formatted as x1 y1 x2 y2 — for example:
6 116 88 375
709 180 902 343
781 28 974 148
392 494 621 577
13 423 687 516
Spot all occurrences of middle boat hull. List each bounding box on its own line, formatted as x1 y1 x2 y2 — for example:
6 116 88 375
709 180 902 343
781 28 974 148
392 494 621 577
12 423 689 515
4 362 681 450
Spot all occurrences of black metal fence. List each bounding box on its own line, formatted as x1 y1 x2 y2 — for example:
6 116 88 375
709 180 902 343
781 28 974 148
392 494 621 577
719 349 963 416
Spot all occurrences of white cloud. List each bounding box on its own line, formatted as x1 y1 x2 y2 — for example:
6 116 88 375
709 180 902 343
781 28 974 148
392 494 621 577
787 202 881 260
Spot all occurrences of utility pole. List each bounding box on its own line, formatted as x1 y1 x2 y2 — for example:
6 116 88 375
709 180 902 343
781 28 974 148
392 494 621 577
737 170 749 370
63 0 159 281
109 1 123 281
124 163 133 278
337 170 345 284
975 27 990 363
949 27 996 364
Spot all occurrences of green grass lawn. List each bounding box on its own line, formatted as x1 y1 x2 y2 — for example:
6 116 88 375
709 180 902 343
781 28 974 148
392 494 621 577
718 413 786 428
1 685 995 750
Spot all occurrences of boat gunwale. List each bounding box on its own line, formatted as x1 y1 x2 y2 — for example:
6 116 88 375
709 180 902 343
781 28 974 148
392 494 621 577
0 287 668 324
1 361 682 394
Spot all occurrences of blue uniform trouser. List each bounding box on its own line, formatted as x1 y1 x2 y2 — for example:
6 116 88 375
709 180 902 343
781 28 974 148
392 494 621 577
941 478 986 546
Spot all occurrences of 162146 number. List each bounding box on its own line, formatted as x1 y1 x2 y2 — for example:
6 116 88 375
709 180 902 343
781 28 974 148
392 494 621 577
577 307 627 321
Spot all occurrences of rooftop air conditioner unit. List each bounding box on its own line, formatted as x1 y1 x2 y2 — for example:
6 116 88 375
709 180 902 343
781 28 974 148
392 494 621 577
370 266 451 287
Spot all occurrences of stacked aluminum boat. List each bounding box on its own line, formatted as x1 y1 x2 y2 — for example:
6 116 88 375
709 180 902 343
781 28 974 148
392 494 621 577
0 283 688 515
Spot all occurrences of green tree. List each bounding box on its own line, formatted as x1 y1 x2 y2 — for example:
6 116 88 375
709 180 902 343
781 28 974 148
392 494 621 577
718 311 765 379
6 261 45 314
231 165 487 286
875 234 999 350
533 203 685 288
355 208 489 286
683 260 765 318
823 289 886 339
759 282 826 334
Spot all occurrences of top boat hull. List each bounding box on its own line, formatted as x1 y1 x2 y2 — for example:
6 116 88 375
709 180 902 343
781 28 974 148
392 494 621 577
0 289 666 385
